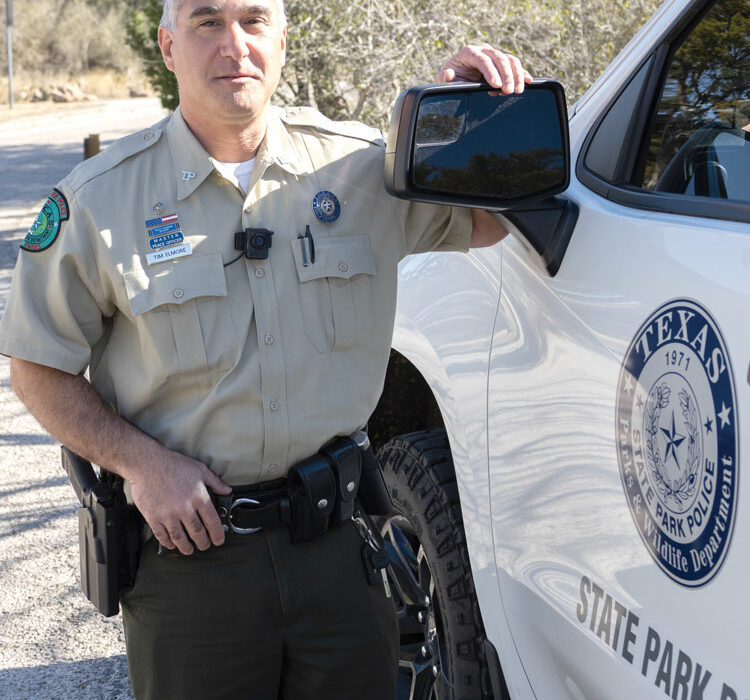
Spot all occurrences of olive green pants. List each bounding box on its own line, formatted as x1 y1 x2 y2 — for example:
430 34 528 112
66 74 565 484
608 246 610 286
121 520 398 700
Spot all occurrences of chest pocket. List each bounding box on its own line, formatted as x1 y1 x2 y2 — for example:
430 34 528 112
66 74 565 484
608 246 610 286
123 254 239 375
291 235 376 352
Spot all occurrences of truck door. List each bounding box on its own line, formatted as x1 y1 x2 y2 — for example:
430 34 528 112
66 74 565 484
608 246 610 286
487 1 749 697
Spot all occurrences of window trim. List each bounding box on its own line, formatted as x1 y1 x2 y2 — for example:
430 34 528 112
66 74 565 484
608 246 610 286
576 0 750 225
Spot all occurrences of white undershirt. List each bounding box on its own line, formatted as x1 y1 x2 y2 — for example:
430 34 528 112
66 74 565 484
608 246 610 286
213 158 256 194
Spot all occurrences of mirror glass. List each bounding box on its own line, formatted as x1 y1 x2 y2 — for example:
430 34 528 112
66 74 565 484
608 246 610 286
413 89 566 200
415 96 467 145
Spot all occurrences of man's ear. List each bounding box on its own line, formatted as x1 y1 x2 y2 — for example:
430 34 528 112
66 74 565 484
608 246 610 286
280 24 287 67
158 26 176 73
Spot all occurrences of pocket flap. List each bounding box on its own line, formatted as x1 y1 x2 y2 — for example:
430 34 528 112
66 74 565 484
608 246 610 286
292 234 376 283
124 253 227 317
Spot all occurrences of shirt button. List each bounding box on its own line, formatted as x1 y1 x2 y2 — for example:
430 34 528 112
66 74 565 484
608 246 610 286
173 288 184 299
268 464 279 473
264 334 275 345
338 261 349 273
255 268 265 278
244 205 252 214
143 130 154 141
269 400 279 412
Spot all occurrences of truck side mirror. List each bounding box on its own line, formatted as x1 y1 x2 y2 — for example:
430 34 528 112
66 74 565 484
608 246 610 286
385 81 570 210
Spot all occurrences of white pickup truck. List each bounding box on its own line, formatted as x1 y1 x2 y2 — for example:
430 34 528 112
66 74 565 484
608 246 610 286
372 0 749 697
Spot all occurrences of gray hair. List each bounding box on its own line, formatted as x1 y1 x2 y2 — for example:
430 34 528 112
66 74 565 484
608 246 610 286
160 0 286 31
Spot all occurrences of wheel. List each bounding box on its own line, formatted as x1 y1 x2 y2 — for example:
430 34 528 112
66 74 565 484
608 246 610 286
376 429 502 700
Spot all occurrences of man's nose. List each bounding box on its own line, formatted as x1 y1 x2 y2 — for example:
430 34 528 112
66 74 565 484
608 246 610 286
220 22 250 61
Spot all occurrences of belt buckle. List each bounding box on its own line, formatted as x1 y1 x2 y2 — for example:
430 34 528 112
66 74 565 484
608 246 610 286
229 497 262 535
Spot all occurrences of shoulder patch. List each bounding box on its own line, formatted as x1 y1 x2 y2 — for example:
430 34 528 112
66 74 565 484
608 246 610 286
22 189 69 252
279 106 384 147
64 121 166 193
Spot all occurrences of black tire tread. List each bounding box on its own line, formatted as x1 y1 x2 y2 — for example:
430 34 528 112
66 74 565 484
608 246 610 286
378 429 495 700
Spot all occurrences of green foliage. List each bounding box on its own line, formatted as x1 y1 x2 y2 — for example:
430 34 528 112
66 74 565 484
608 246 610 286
642 0 749 187
669 0 750 124
122 0 663 126
1 0 140 75
125 0 179 110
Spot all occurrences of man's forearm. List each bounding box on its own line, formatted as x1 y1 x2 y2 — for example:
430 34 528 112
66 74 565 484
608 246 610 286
10 357 160 482
10 357 231 554
470 209 508 248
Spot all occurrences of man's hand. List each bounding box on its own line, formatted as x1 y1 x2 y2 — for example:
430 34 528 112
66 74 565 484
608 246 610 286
129 447 232 555
437 44 532 94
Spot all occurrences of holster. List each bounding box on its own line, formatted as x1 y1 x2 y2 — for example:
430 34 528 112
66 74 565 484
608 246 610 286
357 444 394 516
62 447 141 617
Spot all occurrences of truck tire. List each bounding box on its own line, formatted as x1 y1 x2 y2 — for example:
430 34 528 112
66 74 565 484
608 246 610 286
376 429 502 700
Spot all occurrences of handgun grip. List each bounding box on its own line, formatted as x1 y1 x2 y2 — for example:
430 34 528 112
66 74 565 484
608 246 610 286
61 446 100 505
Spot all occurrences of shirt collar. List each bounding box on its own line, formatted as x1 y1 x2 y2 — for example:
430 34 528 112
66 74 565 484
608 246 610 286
167 106 310 201
254 107 310 178
166 107 217 201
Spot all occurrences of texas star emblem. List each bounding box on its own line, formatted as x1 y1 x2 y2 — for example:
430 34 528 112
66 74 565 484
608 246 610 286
312 190 341 223
615 299 738 587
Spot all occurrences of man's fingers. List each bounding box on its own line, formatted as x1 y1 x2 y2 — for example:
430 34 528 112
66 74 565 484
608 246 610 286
435 67 455 83
508 55 526 93
166 522 195 556
458 45 507 88
494 52 516 94
483 47 524 94
198 501 227 547
439 45 532 94
150 523 176 551
182 513 212 552
202 466 232 495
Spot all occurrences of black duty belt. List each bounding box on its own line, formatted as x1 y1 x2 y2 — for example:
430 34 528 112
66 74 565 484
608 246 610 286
213 480 290 535
213 431 393 544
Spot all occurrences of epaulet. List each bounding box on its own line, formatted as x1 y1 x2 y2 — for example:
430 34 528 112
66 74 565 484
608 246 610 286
278 106 384 147
64 117 169 193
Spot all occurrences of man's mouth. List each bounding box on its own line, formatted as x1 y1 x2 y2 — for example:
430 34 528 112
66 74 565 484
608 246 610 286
216 72 259 81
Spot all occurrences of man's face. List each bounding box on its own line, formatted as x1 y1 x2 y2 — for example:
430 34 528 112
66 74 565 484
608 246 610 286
159 0 287 127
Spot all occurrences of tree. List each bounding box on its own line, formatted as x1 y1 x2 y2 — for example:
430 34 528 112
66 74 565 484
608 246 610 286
1 0 140 77
124 0 663 126
125 0 179 110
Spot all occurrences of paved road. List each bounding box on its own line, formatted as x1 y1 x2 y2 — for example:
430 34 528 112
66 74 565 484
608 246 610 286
0 98 168 700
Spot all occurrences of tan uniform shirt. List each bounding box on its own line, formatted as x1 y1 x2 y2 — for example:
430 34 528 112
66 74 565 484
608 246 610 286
0 106 471 485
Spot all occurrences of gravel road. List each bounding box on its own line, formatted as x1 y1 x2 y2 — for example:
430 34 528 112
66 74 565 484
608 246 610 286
0 98 168 700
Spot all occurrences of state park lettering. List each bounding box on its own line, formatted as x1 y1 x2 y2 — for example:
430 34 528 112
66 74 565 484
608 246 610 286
576 575 745 699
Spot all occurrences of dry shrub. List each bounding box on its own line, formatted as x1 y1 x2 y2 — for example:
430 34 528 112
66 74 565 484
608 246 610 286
3 0 663 120
0 0 142 97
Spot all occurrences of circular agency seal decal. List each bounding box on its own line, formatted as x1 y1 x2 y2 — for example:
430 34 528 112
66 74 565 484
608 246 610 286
615 299 738 587
312 190 341 223
22 189 69 252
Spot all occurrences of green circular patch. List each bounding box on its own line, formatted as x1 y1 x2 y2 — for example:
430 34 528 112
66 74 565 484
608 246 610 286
22 189 69 252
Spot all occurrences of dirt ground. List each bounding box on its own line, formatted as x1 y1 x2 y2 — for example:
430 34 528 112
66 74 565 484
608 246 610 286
0 97 167 700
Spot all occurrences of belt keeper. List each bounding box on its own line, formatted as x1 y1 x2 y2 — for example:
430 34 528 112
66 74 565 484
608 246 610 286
213 492 233 533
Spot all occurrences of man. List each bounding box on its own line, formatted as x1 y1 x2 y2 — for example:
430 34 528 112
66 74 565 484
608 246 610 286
0 0 530 697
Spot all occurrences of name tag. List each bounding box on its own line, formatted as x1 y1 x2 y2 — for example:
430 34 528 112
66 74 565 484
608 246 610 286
146 243 193 265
